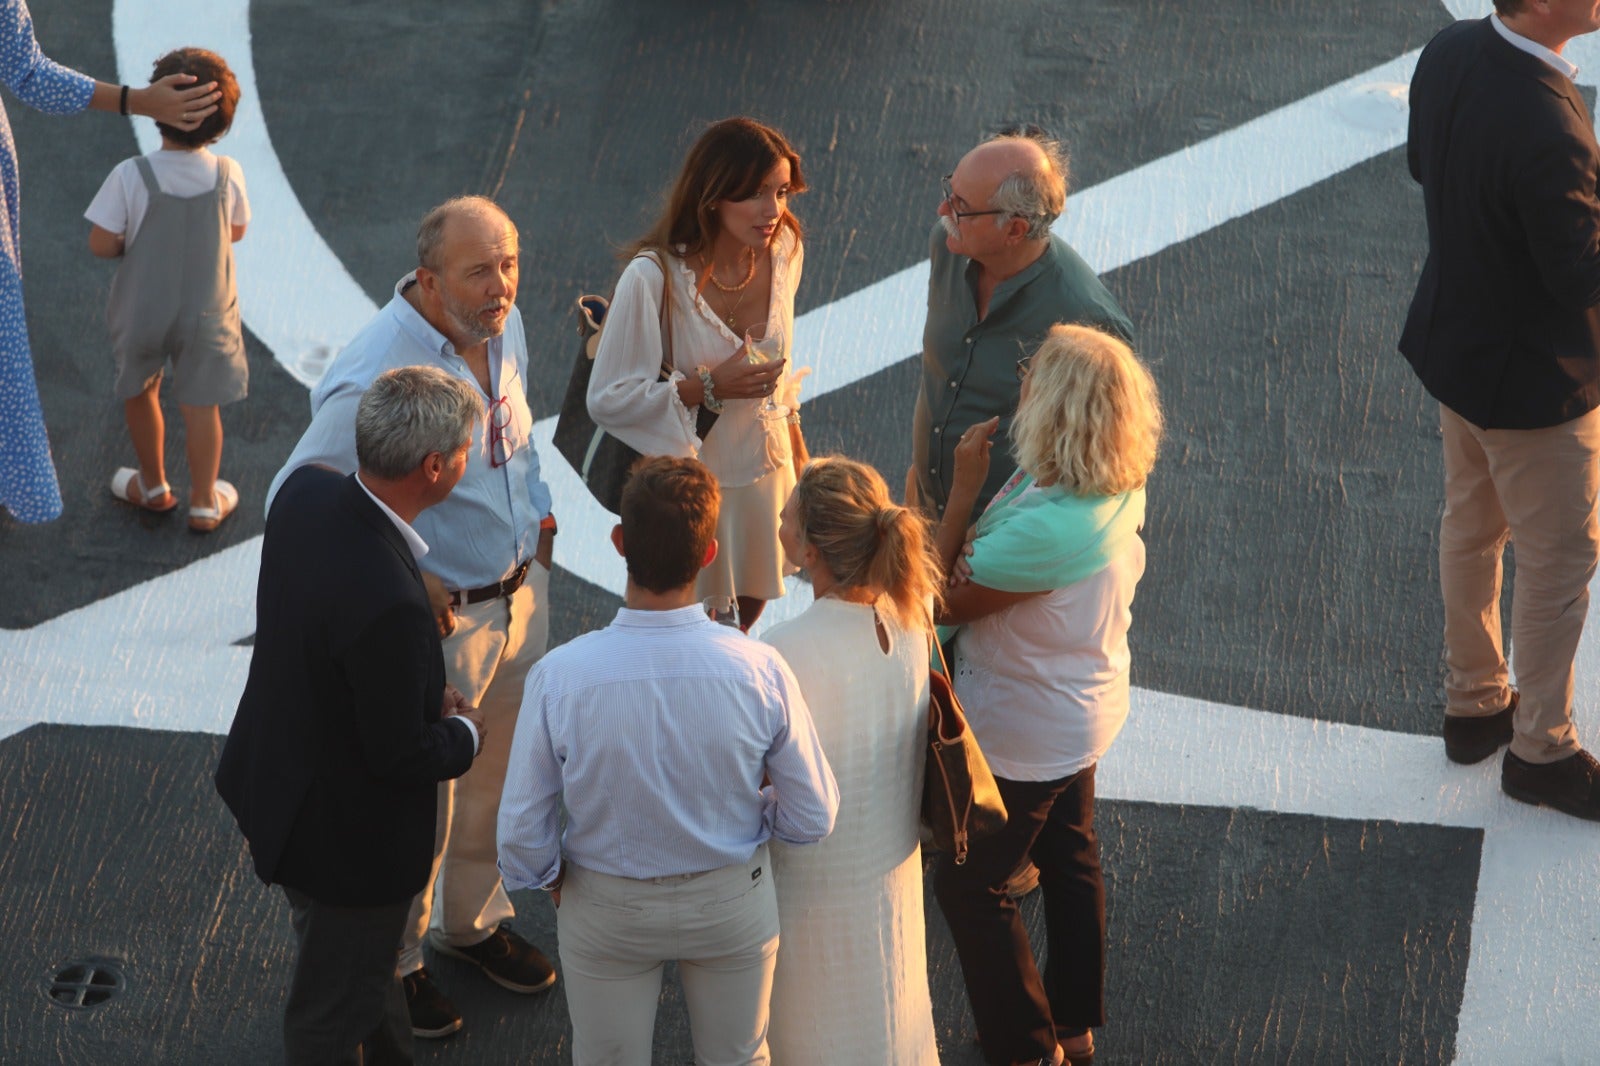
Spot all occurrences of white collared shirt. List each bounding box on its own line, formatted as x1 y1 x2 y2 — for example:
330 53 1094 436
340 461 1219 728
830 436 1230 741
1493 14 1580 80
354 472 429 561
498 604 839 888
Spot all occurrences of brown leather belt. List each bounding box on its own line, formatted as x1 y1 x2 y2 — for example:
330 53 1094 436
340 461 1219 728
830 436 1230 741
449 560 532 607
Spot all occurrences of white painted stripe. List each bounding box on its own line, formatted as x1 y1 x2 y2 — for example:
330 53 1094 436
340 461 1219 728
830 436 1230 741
0 538 258 740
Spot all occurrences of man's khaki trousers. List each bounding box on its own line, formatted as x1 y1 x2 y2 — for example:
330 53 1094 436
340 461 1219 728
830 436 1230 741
1439 403 1600 763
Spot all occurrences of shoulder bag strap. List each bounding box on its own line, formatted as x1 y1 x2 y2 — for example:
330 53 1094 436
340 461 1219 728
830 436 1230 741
632 250 674 381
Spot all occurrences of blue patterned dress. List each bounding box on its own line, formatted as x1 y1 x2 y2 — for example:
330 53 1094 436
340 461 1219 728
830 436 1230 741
0 0 92 523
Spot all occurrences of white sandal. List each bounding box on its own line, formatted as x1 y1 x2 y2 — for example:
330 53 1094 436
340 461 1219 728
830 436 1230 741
188 479 239 533
110 467 178 513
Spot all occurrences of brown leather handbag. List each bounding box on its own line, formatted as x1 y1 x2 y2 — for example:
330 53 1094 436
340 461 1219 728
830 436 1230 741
921 636 1007 864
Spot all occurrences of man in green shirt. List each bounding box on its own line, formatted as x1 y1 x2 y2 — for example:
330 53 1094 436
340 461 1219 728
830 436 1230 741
910 128 1134 517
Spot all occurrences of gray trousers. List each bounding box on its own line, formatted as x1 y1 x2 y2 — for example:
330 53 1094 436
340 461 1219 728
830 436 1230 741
283 887 413 1066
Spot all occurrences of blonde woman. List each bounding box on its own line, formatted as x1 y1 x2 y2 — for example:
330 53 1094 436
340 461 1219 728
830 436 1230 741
932 324 1162 1066
762 457 942 1064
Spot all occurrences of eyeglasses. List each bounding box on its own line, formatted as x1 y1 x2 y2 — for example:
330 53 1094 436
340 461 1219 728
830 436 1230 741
1016 355 1032 381
488 396 514 468
941 174 1007 222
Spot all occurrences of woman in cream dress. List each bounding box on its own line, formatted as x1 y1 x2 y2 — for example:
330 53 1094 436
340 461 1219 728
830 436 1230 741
762 456 941 1065
588 116 809 630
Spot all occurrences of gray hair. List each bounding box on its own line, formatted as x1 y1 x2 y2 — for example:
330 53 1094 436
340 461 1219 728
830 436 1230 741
355 366 484 479
986 133 1069 241
416 195 515 272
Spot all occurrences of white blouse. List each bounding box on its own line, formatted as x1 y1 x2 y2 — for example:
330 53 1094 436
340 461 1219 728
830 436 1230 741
587 231 804 488
953 530 1146 782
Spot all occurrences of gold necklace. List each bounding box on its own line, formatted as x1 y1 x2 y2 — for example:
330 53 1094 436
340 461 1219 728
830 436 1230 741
719 281 752 330
704 247 757 293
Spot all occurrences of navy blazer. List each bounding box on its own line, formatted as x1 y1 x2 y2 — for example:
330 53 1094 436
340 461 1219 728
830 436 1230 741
1400 17 1600 430
215 468 475 907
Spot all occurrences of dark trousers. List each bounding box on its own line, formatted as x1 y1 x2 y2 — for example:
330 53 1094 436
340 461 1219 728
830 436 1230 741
282 887 414 1066
934 765 1105 1066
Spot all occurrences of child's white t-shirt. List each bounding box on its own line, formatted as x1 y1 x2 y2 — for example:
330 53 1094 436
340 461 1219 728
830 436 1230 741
84 147 251 248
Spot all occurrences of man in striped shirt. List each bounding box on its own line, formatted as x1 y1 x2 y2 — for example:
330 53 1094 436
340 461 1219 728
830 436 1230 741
499 456 838 1066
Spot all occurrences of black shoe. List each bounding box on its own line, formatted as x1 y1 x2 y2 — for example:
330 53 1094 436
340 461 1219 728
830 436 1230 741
432 924 557 993
1502 748 1600 821
402 967 462 1039
1443 690 1518 765
1004 860 1041 900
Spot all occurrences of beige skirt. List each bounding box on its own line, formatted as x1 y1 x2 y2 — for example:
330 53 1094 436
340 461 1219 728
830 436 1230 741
696 460 799 602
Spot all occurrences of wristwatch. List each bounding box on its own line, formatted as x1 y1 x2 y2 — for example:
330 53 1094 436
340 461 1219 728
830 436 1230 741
697 366 724 413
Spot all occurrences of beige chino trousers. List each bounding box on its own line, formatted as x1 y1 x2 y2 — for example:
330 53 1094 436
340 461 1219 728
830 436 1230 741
396 566 551 975
1438 404 1599 763
557 846 779 1066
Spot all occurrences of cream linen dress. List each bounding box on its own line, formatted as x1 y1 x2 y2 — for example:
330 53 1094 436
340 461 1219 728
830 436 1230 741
762 597 940 1065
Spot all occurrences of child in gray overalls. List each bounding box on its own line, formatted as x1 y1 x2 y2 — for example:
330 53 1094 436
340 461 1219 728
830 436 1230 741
86 47 248 532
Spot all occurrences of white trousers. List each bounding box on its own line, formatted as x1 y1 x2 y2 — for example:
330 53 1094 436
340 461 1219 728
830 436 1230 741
557 846 779 1066
396 566 551 974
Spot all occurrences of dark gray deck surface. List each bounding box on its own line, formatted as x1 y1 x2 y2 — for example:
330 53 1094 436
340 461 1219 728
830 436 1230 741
0 2 1570 1063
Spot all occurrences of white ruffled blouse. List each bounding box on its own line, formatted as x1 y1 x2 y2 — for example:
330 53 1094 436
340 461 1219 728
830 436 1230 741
587 230 803 488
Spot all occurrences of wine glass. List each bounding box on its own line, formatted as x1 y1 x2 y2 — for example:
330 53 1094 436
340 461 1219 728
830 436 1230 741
744 323 790 422
702 595 741 628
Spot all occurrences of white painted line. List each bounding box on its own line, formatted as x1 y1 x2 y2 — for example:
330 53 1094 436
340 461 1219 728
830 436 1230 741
1102 691 1491 829
0 538 259 740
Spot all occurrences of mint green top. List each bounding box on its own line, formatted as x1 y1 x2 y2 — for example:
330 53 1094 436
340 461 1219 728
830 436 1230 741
967 472 1145 593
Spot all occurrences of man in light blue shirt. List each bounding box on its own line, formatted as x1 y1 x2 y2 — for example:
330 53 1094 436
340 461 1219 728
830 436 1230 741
268 196 557 1039
500 456 838 1066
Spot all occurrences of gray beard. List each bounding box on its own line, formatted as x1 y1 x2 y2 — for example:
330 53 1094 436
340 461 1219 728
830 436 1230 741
445 299 503 344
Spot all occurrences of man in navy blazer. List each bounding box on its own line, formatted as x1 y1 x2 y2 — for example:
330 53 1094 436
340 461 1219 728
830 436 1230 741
217 366 487 1063
1401 0 1600 821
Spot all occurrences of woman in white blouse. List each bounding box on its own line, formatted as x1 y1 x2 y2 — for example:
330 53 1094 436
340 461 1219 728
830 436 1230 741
588 116 809 630
932 324 1163 1066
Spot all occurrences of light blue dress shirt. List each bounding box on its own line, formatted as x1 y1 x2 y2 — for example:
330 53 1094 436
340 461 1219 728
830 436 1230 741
266 274 552 590
498 605 840 889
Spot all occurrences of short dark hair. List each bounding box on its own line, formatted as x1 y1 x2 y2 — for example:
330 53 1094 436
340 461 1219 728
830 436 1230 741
619 457 720 593
1493 0 1525 14
151 48 240 148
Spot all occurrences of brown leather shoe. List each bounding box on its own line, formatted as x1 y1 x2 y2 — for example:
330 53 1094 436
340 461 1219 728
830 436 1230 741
1443 690 1518 765
1502 748 1600 821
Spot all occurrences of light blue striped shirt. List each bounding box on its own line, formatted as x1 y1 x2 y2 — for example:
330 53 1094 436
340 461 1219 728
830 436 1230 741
499 605 839 888
265 274 552 590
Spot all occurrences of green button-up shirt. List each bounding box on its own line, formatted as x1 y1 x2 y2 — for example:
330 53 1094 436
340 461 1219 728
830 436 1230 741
912 223 1134 515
